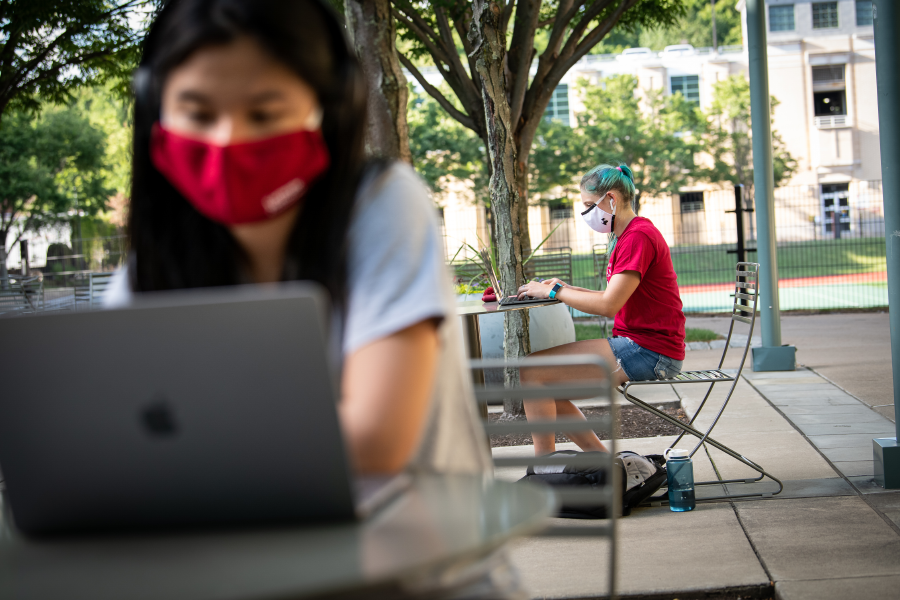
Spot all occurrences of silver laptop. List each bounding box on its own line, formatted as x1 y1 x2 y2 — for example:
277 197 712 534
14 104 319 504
0 283 406 536
482 254 558 307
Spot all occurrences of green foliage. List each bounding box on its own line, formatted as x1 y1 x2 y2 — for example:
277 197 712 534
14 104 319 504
585 0 742 54
574 74 698 210
0 0 157 118
407 88 488 204
528 119 584 201
638 0 741 50
696 74 797 188
574 323 721 342
0 106 110 250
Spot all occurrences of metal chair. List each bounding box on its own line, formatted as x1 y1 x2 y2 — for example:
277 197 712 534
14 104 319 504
74 272 115 310
0 276 42 316
471 355 619 600
618 262 784 501
525 246 573 283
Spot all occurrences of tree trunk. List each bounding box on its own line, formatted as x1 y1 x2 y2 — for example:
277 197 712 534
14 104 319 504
344 0 411 163
514 147 533 265
470 0 529 417
0 244 8 288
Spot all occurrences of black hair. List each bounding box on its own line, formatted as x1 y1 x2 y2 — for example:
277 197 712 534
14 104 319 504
128 0 369 310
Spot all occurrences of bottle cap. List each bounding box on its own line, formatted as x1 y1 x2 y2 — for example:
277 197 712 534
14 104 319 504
665 448 689 459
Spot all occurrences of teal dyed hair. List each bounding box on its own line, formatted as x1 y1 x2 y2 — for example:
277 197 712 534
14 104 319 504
579 164 636 204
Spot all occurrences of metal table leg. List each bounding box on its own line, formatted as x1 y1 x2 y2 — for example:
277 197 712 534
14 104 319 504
462 314 488 420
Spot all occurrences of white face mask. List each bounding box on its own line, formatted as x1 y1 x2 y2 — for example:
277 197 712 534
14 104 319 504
581 194 616 233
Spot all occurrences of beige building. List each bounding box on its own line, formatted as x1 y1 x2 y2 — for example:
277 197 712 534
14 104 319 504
433 0 884 262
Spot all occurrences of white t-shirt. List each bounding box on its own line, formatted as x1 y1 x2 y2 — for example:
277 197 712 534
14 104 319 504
104 163 524 599
104 163 491 475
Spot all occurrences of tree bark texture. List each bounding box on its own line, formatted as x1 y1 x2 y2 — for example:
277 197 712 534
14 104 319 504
470 0 530 416
344 0 412 163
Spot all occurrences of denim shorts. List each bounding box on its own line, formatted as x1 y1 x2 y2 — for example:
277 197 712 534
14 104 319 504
608 336 683 382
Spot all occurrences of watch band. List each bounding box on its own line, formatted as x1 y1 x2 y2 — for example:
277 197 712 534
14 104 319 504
548 282 563 299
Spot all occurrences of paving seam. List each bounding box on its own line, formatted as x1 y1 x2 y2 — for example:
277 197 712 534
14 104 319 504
556 583 773 600
741 373 900 537
803 365 896 423
701 442 776 589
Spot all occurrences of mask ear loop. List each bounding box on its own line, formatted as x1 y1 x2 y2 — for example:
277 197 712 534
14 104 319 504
607 193 617 246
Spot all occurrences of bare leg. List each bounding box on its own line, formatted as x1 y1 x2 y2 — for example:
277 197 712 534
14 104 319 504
521 338 630 456
522 397 558 456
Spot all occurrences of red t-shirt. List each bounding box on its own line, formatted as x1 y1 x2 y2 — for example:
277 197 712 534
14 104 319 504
606 217 685 361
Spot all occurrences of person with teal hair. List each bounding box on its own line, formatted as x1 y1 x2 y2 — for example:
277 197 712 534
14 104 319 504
516 163 686 455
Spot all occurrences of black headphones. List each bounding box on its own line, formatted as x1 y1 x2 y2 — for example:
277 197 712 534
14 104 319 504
132 0 365 118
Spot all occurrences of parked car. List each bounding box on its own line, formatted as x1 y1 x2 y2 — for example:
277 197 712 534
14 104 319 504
616 47 655 60
660 44 696 57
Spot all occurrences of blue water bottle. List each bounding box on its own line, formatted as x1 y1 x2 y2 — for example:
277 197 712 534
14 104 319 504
665 448 695 512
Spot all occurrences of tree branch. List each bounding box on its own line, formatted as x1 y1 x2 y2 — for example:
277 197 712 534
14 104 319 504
398 53 476 131
392 9 456 68
557 0 616 63
508 0 541 128
543 0 582 62
500 0 515 35
434 6 481 111
453 6 483 93
561 0 640 77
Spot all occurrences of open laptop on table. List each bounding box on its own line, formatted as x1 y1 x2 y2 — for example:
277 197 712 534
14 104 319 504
483 256 558 307
0 283 407 536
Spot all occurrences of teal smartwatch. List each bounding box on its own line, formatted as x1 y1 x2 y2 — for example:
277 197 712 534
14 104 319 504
548 282 563 299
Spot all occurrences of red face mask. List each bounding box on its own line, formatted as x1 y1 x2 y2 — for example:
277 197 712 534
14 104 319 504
150 123 330 225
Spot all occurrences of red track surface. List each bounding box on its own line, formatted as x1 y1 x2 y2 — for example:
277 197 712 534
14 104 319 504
679 271 887 294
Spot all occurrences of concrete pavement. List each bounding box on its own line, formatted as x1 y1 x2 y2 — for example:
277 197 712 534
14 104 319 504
685 311 894 422
495 329 900 599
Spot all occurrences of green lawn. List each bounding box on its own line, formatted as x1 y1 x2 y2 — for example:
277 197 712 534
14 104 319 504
568 237 886 289
574 324 720 343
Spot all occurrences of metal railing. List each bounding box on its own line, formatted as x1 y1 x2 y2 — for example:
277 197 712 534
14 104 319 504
443 180 886 312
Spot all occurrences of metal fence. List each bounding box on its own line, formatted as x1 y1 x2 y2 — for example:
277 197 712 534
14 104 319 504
2 235 127 313
444 180 887 313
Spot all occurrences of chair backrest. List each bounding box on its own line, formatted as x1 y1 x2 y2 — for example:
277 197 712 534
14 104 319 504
0 277 42 315
88 272 115 309
717 262 760 371
469 355 618 597
526 247 573 283
592 244 609 290
0 283 29 316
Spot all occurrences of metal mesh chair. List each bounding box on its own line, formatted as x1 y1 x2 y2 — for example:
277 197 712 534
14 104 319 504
525 247 573 283
471 355 619 600
618 262 783 501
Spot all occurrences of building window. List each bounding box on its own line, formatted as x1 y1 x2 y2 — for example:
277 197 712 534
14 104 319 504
544 84 570 126
548 198 573 220
670 75 700 104
813 90 847 116
679 192 704 213
821 183 850 237
769 4 795 31
812 64 845 85
812 2 839 29
856 1 874 26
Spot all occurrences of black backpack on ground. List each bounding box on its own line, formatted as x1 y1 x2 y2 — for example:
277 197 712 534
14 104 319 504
518 450 667 518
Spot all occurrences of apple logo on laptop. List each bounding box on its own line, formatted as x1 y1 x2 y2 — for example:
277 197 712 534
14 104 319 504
140 397 179 438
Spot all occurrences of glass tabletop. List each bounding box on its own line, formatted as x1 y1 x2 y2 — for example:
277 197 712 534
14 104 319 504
0 475 555 599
